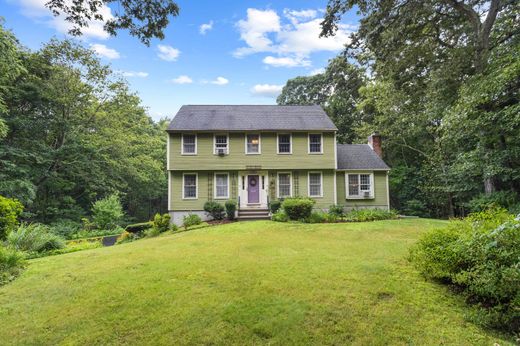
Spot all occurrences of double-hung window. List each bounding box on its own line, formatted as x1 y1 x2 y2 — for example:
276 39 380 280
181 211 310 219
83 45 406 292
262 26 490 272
278 134 291 154
246 134 260 154
308 172 322 197
182 134 197 154
214 134 228 155
308 134 322 153
347 173 373 198
214 173 229 199
183 173 197 199
277 173 292 198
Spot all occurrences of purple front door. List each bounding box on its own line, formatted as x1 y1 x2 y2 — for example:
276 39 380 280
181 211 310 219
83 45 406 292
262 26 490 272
248 175 260 203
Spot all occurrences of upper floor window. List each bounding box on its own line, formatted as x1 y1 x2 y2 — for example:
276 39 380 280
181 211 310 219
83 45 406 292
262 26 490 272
308 134 322 153
183 173 198 199
277 173 292 198
308 172 322 197
214 134 229 155
246 134 260 154
214 173 229 199
181 134 197 155
277 134 291 154
347 173 373 198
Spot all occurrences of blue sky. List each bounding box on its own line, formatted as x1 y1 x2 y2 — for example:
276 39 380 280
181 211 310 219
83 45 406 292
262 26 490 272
1 0 359 121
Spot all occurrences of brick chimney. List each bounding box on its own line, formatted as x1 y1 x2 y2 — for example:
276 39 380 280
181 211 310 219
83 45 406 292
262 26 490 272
368 132 382 157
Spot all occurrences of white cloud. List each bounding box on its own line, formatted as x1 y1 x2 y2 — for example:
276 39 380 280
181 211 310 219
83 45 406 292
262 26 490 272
199 20 213 34
90 44 120 59
250 84 283 97
263 55 310 68
157 44 180 61
15 0 112 40
170 75 193 84
234 8 353 68
209 77 229 85
309 67 325 75
121 71 149 78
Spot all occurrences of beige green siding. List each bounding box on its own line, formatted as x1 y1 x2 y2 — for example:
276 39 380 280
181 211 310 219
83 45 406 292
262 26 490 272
336 171 389 209
169 132 336 171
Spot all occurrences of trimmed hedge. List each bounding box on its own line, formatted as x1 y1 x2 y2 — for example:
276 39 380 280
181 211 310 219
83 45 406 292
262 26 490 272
225 200 237 220
281 198 315 220
204 201 225 220
125 222 153 233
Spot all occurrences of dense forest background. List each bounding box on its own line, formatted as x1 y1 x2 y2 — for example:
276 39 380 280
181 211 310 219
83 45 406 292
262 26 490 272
278 0 519 218
0 24 167 224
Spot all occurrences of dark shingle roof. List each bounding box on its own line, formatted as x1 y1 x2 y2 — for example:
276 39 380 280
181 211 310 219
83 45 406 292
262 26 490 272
167 105 337 131
337 144 390 170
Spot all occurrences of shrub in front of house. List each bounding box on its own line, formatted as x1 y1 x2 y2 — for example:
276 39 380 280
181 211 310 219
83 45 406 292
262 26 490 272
7 223 65 253
305 211 327 223
281 198 315 220
345 209 398 222
409 208 519 332
203 201 225 220
328 204 345 218
125 221 153 233
0 245 25 286
269 200 281 214
0 195 23 240
183 214 202 230
225 200 237 220
153 213 171 233
271 210 288 222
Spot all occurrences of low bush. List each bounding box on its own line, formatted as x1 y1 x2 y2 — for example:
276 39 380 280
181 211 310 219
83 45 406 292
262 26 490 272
305 211 327 223
125 222 153 233
409 208 520 333
325 213 338 223
282 198 315 220
203 201 225 220
225 200 237 220
7 223 65 253
91 193 124 230
0 245 25 285
269 200 281 214
144 227 161 238
49 219 82 239
467 191 519 213
328 204 345 218
183 214 202 230
271 210 288 222
116 231 140 244
28 239 103 259
345 209 398 222
68 227 124 240
152 213 171 233
0 195 24 240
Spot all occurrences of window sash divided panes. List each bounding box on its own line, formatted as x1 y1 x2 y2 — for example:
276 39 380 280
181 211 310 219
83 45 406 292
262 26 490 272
183 174 197 199
246 134 260 154
215 174 229 198
308 173 322 197
309 134 322 153
214 135 228 154
348 174 372 197
278 173 291 197
182 134 196 154
278 134 291 153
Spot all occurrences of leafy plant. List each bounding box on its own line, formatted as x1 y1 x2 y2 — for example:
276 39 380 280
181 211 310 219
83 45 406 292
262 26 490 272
125 222 153 233
203 201 225 220
116 231 140 244
91 193 124 230
7 223 65 253
49 219 83 239
305 211 327 223
467 191 519 213
328 204 345 218
183 214 202 230
281 198 315 220
345 209 398 222
271 210 288 222
0 195 23 240
225 200 237 220
269 200 281 214
0 245 25 285
152 213 171 233
144 227 161 238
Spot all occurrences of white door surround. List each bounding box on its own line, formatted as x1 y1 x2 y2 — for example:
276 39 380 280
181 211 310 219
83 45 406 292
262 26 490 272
238 171 268 209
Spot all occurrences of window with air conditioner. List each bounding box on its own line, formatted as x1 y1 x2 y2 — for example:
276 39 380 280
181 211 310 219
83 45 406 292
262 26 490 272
347 173 373 198
214 134 228 155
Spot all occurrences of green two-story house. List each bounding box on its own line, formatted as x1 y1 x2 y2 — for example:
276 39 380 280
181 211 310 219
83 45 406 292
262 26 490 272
167 105 390 224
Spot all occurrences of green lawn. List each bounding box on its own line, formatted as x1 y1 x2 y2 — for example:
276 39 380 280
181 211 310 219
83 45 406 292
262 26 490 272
0 219 513 345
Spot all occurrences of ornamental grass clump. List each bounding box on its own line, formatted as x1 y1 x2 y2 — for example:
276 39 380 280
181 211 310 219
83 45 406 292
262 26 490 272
7 223 65 253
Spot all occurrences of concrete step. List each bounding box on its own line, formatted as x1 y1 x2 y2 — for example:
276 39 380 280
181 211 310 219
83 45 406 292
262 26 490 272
238 209 269 217
237 214 271 221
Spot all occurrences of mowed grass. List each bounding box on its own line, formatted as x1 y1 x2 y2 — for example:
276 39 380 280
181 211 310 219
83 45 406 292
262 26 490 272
0 219 513 345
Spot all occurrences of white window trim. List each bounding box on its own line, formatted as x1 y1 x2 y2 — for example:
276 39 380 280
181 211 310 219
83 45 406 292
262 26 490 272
308 133 323 154
182 173 198 200
244 133 261 155
277 172 293 198
213 133 229 155
181 133 197 155
345 172 374 199
214 172 230 199
308 171 323 198
277 133 292 154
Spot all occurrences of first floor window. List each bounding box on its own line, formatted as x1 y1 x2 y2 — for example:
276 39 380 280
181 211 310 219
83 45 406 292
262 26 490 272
182 134 196 154
278 134 291 153
278 173 291 197
183 174 197 199
215 173 229 198
347 174 372 197
214 134 228 154
308 172 322 197
309 134 322 153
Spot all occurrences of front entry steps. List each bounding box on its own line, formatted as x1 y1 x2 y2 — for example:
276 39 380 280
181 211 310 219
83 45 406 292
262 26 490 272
237 208 270 221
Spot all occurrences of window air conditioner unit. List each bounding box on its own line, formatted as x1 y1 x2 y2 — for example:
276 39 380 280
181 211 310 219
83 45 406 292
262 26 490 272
217 148 226 156
363 191 371 198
